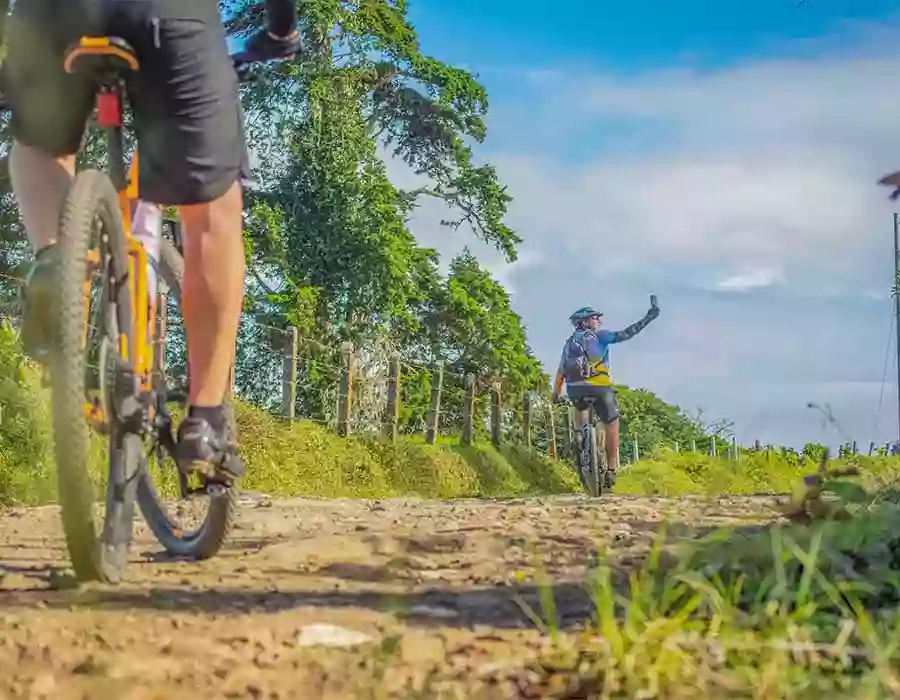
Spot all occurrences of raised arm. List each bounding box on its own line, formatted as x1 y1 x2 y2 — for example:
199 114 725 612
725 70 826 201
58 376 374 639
603 306 660 344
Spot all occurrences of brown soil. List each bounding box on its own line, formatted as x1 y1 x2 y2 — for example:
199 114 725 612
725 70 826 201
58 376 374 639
0 493 781 699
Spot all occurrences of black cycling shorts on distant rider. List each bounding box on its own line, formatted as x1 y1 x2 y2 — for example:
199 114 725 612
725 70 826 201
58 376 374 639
1 0 250 205
567 385 620 424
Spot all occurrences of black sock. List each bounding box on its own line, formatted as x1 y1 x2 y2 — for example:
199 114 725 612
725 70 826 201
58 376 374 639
266 0 297 38
189 404 225 432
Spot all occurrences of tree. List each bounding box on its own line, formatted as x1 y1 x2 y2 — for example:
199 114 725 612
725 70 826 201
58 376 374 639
224 0 519 259
398 250 545 433
222 0 533 424
420 250 542 387
615 385 708 452
224 0 522 353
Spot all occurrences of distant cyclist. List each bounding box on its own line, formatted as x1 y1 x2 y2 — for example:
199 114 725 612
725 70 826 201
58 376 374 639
551 298 660 481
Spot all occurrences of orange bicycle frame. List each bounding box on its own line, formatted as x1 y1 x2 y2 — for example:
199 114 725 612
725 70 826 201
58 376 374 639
67 37 158 406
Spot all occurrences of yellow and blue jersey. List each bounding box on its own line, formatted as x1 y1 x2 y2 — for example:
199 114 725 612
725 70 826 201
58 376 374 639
557 329 620 387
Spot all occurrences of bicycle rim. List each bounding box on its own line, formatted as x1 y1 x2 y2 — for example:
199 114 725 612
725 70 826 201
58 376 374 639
135 237 239 560
53 169 136 582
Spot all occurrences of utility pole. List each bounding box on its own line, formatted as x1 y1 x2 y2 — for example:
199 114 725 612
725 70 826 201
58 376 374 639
893 213 900 445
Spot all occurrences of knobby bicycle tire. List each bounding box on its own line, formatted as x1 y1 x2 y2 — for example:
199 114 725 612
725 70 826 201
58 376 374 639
53 169 140 582
135 237 239 560
584 424 602 498
596 425 611 491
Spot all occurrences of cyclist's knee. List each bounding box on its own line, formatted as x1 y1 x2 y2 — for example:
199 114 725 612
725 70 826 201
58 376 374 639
178 182 244 240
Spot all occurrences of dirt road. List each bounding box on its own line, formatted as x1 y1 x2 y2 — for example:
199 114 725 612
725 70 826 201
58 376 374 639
0 493 781 699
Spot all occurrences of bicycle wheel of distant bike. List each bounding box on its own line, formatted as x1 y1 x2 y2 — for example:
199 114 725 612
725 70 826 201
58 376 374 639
52 170 141 583
596 424 613 491
581 423 602 498
134 237 240 560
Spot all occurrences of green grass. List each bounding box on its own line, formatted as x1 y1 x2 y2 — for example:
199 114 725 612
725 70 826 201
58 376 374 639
234 403 581 499
0 327 582 503
517 454 900 698
520 503 900 698
616 446 900 498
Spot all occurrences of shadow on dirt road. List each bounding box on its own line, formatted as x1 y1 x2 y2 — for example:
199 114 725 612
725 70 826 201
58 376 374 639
0 494 783 699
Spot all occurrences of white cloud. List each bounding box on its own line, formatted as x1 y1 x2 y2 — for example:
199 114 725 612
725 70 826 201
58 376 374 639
716 267 784 292
486 51 900 293
387 25 900 445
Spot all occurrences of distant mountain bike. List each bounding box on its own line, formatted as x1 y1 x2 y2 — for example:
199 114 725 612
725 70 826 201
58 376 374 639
558 396 611 497
0 36 262 583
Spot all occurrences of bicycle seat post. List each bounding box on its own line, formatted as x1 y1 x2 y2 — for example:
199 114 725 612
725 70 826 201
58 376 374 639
97 82 127 192
62 37 140 193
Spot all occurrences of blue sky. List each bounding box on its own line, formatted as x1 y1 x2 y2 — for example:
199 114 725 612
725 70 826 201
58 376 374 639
389 0 900 449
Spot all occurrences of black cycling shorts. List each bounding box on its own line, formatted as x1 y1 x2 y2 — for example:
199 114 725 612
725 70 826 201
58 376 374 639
567 385 620 424
1 0 250 205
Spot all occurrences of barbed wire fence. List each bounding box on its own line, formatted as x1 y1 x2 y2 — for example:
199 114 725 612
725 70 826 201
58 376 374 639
180 318 880 466
0 264 893 464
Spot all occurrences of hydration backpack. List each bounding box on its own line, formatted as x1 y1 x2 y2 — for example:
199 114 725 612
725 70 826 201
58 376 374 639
562 331 594 383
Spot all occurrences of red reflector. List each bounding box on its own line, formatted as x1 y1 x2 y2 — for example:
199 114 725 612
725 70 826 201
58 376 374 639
96 91 121 127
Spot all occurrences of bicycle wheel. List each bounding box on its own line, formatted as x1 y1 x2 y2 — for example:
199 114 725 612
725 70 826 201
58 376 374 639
53 169 140 582
596 424 612 490
135 237 239 559
583 424 602 498
572 433 590 494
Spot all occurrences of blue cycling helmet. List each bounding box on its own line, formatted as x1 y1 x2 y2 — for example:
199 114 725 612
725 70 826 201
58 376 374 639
569 306 603 326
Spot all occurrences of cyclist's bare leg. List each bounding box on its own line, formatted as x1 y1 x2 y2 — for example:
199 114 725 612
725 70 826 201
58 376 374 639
603 418 620 472
9 143 78 358
171 181 246 480
178 181 245 409
9 143 74 251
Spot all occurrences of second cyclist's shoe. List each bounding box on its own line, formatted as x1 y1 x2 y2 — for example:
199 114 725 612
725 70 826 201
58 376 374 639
20 245 61 364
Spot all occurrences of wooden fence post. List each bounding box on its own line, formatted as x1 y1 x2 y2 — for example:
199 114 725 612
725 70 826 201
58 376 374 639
337 341 353 437
282 326 298 419
522 393 532 448
460 374 476 446
425 361 444 445
732 436 738 461
490 383 501 447
383 353 400 442
548 403 557 459
632 438 639 463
